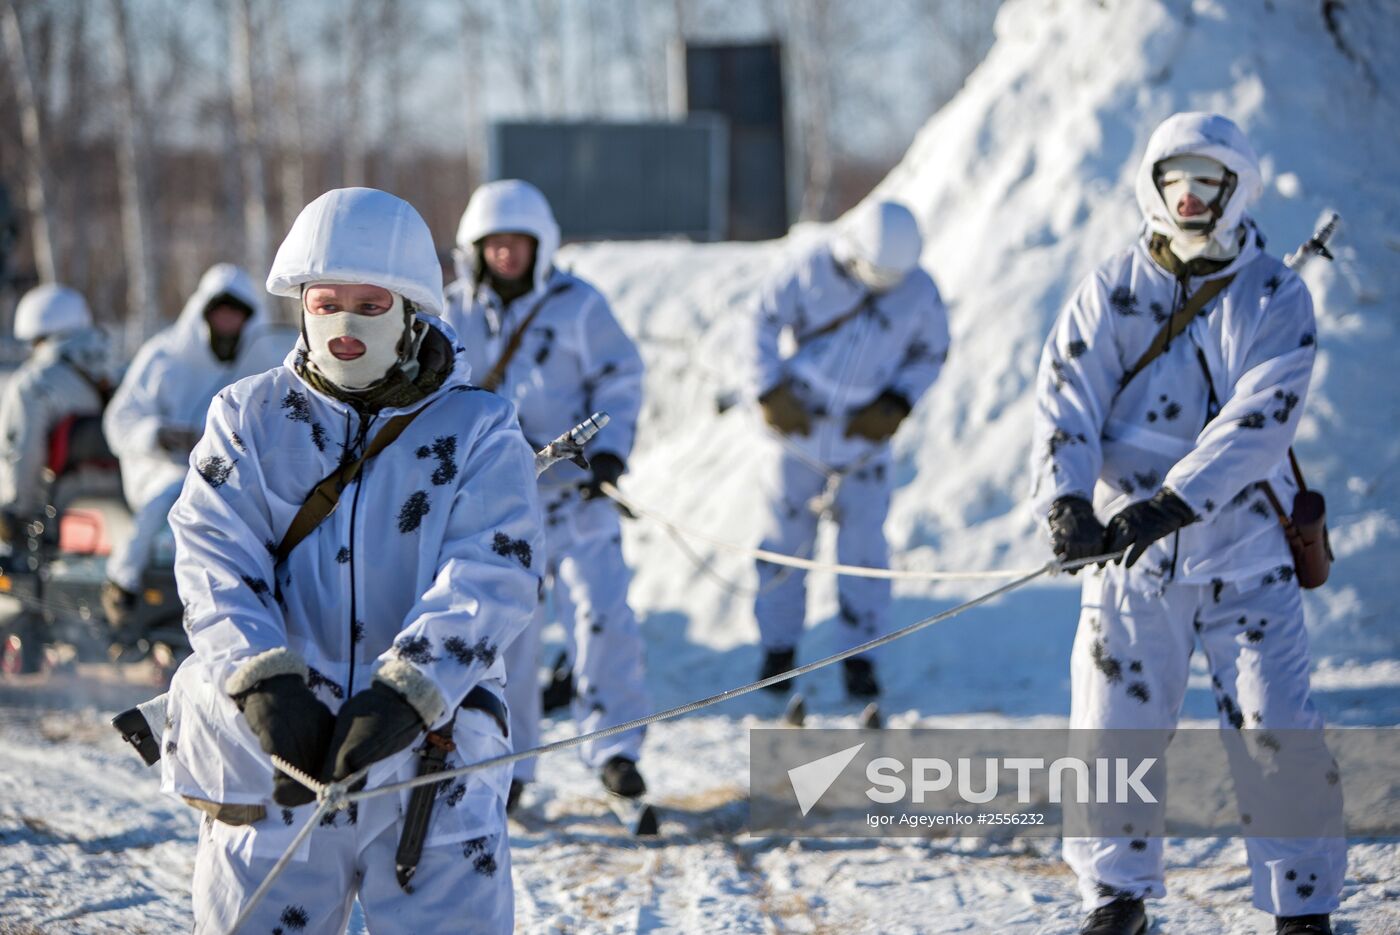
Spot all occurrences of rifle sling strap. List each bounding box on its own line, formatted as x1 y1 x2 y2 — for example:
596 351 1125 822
797 293 872 346
479 283 570 392
275 404 430 565
1120 274 1235 390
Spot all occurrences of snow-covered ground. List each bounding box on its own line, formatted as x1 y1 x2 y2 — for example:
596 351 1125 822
3 0 1399 931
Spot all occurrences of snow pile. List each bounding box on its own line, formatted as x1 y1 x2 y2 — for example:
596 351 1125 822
564 0 1400 683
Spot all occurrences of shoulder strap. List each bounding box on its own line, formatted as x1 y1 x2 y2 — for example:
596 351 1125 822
275 404 430 565
1120 274 1235 390
797 293 872 346
1189 337 1308 528
61 355 114 405
1262 448 1312 524
480 284 570 392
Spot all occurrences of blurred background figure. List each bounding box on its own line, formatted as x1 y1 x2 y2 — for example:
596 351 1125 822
101 263 284 628
443 180 649 808
0 283 111 549
748 199 949 701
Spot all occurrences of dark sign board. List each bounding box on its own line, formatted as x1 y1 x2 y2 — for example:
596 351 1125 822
488 118 728 242
685 41 789 241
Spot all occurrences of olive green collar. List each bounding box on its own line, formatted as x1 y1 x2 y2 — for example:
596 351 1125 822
1147 233 1236 281
296 320 454 414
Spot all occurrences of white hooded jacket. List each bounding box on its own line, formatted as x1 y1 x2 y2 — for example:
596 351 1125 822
751 220 949 467
0 327 112 517
443 181 644 488
103 264 288 511
161 188 544 843
1031 113 1313 585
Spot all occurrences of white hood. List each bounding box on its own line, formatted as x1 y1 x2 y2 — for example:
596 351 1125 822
14 283 92 342
1135 112 1263 251
267 188 445 316
173 263 266 342
454 180 560 294
830 200 924 279
37 326 111 375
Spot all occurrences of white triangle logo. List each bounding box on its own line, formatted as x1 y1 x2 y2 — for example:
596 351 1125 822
787 743 865 817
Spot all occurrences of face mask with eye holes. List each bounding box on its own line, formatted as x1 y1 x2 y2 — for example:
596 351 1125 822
1154 154 1237 234
302 289 411 390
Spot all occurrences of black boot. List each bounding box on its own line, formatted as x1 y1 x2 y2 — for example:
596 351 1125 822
101 580 138 631
759 648 796 694
843 657 880 699
541 652 574 713
506 780 525 815
600 755 646 798
1080 896 1147 934
1276 915 1332 935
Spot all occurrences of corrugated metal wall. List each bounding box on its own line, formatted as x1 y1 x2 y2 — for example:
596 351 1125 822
488 119 728 242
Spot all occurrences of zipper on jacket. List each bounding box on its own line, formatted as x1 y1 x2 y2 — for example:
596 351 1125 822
825 300 873 461
344 412 375 697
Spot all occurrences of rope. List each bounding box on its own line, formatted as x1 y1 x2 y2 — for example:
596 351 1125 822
635 438 853 598
232 548 1121 930
601 482 1040 582
349 553 1116 802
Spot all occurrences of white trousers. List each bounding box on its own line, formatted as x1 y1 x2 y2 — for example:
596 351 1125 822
504 491 648 782
192 809 512 934
1064 564 1346 916
753 443 893 653
107 479 181 591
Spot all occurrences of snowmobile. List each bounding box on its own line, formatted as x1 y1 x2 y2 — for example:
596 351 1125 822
0 413 183 674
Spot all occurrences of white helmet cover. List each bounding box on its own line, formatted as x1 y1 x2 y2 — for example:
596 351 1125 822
14 284 92 341
1136 112 1263 246
831 200 924 287
454 179 561 293
268 188 444 316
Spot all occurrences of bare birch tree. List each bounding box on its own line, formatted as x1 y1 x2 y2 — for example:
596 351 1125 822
1 0 59 282
106 0 160 349
230 0 270 280
267 0 307 231
780 0 838 221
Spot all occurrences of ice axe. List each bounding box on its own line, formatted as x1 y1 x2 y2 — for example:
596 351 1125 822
534 412 610 476
1284 212 1340 271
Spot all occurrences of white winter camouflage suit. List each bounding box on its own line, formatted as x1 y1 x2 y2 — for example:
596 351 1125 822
0 327 110 520
750 235 949 654
103 263 287 590
443 180 648 782
1030 113 1344 916
161 189 543 933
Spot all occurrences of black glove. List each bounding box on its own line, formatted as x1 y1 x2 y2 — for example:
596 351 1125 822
1046 496 1106 574
1103 489 1198 568
759 382 812 436
321 681 425 785
234 673 335 807
579 452 626 501
0 510 24 547
844 390 912 441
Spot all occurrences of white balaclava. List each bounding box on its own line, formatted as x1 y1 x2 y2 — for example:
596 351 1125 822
1155 153 1239 261
301 286 415 390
